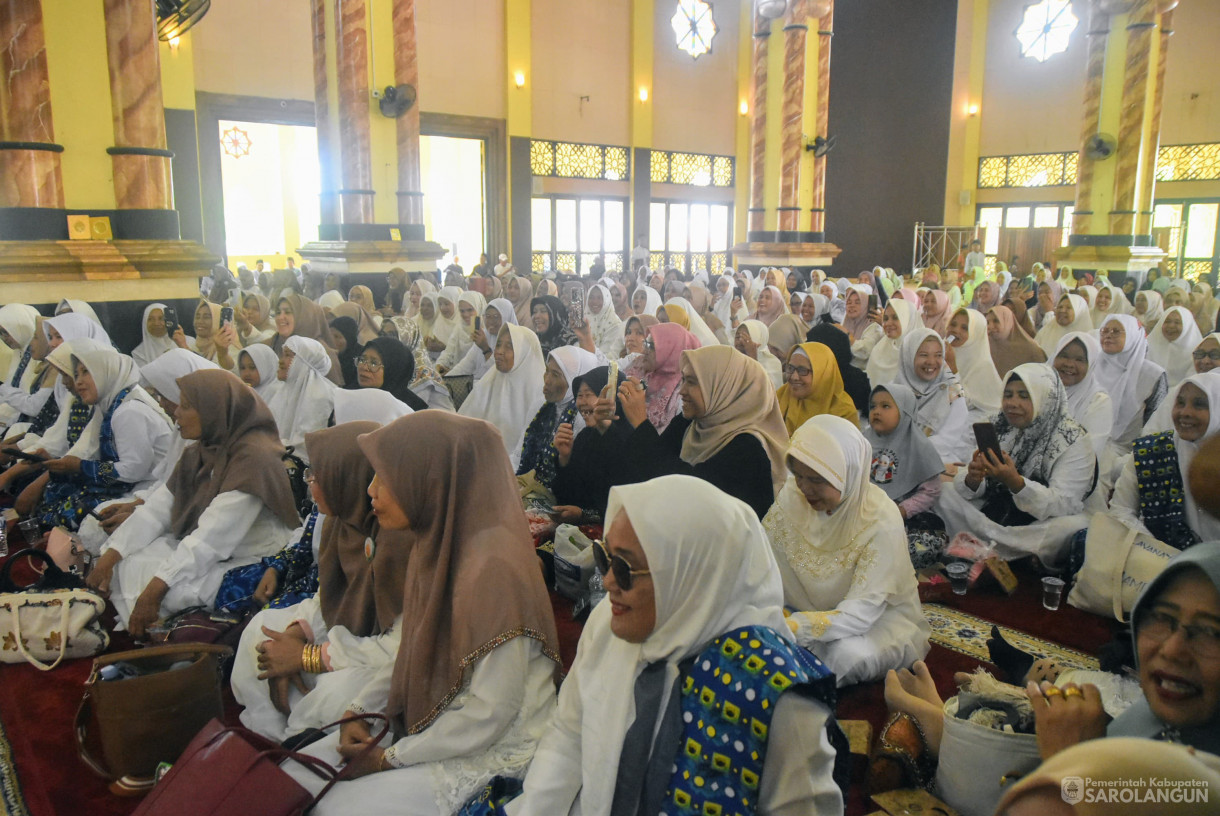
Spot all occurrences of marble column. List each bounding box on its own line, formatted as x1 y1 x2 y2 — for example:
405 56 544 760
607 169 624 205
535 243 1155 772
809 4 833 236
0 0 63 209
311 0 340 227
1136 7 1173 235
747 16 769 235
101 0 172 210
777 0 808 233
1070 7 1110 236
334 0 373 225
392 0 423 227
1108 0 1157 237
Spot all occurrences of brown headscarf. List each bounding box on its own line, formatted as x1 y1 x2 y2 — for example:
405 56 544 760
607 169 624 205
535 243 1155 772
510 275 534 324
331 301 380 345
168 370 300 538
347 285 378 313
356 412 560 735
679 345 790 497
1004 295 1039 338
266 294 344 386
987 305 1046 378
306 421 409 636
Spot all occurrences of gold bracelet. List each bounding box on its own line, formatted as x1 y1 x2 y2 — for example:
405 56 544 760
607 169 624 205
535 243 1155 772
312 645 324 674
301 644 314 674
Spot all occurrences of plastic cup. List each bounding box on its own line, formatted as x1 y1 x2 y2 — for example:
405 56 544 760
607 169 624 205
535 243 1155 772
946 562 970 595
17 518 40 547
1041 576 1066 611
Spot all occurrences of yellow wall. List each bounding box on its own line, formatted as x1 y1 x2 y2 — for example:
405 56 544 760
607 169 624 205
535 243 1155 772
191 0 315 100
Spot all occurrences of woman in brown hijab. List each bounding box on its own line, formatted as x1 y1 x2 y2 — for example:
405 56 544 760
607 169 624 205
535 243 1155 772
267 293 345 385
986 304 1047 377
232 421 412 742
284 412 561 816
88 369 302 638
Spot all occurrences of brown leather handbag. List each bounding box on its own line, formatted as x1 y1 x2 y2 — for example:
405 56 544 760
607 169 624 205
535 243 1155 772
75 642 232 785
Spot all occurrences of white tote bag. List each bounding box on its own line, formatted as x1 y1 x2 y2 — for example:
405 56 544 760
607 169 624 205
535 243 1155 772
0 588 108 670
934 697 1042 816
1067 513 1179 622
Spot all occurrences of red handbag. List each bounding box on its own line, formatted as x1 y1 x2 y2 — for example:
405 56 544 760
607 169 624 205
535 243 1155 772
131 713 390 816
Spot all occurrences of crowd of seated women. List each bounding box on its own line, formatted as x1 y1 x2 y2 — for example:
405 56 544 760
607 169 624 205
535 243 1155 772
0 259 1217 815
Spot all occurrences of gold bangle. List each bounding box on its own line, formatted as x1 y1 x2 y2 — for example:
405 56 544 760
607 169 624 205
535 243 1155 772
301 644 313 673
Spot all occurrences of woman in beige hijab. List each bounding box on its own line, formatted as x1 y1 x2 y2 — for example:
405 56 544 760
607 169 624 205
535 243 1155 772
283 412 560 816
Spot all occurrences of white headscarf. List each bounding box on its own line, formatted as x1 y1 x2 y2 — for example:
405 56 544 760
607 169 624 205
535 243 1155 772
1091 282 1132 327
485 297 519 336
740 319 784 387
588 284 624 358
865 299 918 387
56 299 100 325
712 274 737 328
1169 372 1220 529
567 475 791 816
952 308 1002 415
437 290 487 368
1052 331 1107 425
44 312 113 348
1096 314 1166 438
405 279 436 320
1034 292 1093 356
547 345 600 406
0 304 41 386
1135 290 1164 331
664 295 719 347
139 348 219 405
895 328 962 431
266 336 337 456
317 290 345 312
237 344 283 403
631 285 663 320
1147 305 1203 386
44 339 102 459
331 388 413 425
458 323 546 467
429 286 463 344
130 303 178 369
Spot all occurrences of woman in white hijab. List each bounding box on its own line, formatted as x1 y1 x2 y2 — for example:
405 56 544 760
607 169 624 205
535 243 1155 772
444 298 518 381
1090 281 1131 327
586 283 624 358
1051 332 1113 462
56 298 101 325
945 308 1002 420
458 323 545 469
762 415 930 686
629 285 663 321
1134 289 1164 332
422 287 462 358
236 344 284 405
404 278 436 321
436 290 487 372
1033 292 1093 357
317 290 345 315
935 363 1098 565
511 474 847 816
894 329 973 465
130 303 177 369
1146 305 1203 386
266 336 338 462
0 304 49 429
734 319 784 388
1108 371 1220 548
865 299 918 388
331 388 413 425
1096 314 1169 464
663 295 719 348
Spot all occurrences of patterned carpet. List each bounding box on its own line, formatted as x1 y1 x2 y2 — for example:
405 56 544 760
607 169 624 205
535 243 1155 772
0 716 29 816
923 602 1101 672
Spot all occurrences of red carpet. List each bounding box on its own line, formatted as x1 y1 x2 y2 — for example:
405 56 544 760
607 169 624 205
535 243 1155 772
0 561 1117 816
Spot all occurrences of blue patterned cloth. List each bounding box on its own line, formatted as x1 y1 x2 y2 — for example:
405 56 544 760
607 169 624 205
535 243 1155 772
516 400 578 490
214 510 320 614
1133 431 1200 551
36 398 112 531
9 347 30 388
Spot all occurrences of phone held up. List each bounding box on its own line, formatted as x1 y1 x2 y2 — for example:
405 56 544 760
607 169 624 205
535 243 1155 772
972 422 1003 462
568 286 585 328
163 306 179 338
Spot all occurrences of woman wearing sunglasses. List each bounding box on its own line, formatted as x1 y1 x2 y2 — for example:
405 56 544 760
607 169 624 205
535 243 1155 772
504 475 847 815
283 412 560 816
762 414 930 686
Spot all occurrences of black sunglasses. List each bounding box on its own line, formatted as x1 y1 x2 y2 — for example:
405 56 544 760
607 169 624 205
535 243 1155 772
592 539 651 591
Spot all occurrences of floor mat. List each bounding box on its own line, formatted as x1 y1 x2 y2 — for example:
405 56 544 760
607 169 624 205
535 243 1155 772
0 716 30 816
923 602 1100 671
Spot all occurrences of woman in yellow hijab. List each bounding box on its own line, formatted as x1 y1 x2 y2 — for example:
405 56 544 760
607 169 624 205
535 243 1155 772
660 302 691 330
776 341 860 435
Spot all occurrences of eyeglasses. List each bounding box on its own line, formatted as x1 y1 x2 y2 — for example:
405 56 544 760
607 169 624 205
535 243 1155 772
356 356 383 371
302 468 316 485
1099 327 1125 338
592 539 650 591
783 364 813 379
1193 350 1220 362
1137 609 1220 659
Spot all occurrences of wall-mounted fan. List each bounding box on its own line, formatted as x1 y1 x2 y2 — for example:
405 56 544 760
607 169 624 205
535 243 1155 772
1084 133 1118 161
806 135 836 158
379 84 417 118
156 0 210 41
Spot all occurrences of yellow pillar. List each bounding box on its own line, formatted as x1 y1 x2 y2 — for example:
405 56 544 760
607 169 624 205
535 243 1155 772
943 0 988 226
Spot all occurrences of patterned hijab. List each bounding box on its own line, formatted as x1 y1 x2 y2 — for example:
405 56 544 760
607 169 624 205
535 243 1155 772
530 294 577 357
994 363 1085 485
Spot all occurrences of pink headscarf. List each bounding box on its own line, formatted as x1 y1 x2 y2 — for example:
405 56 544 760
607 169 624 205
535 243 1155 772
753 285 788 326
629 322 701 433
922 289 951 337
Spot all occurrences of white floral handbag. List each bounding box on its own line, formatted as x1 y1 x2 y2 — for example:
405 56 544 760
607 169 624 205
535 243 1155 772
0 548 108 671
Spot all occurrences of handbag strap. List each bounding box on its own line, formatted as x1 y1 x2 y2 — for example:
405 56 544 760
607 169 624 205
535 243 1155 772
75 691 112 779
1109 522 1140 623
309 713 393 806
88 641 233 672
8 594 72 671
0 548 71 593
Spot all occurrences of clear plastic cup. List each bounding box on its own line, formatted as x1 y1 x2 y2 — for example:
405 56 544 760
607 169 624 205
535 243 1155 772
1041 576 1066 611
17 518 40 547
946 562 970 595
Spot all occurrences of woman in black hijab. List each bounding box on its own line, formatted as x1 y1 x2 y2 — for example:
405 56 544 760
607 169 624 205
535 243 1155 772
356 337 428 411
529 295 577 357
329 316 361 389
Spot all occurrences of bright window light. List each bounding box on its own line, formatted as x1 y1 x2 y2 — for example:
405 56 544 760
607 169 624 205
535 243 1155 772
672 0 717 59
420 135 486 270
1016 0 1078 63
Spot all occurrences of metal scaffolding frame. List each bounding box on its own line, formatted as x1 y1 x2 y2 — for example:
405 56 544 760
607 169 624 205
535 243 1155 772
912 223 980 272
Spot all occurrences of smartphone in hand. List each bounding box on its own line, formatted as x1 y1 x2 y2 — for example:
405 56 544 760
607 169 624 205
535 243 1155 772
972 422 1003 461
